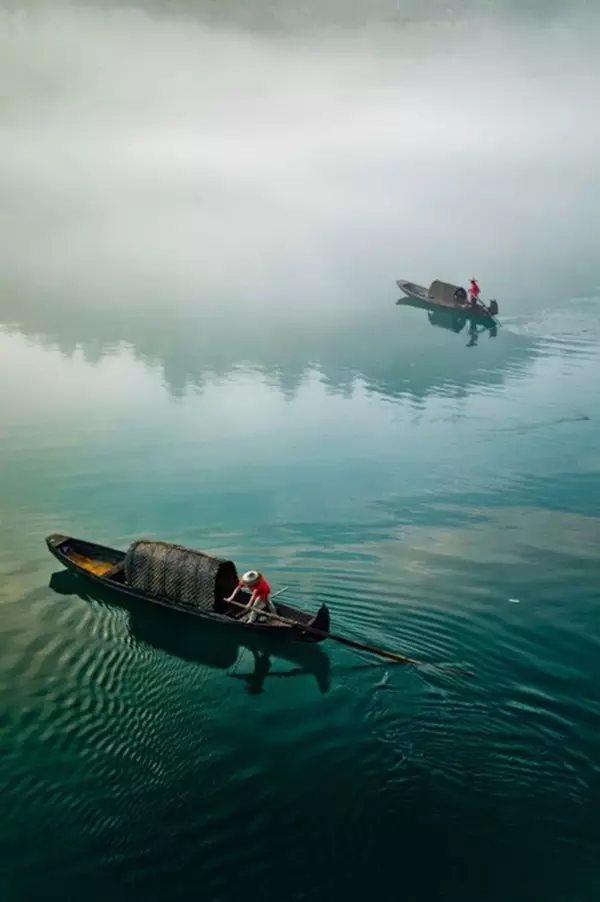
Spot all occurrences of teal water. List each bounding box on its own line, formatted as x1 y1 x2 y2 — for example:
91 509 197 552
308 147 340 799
2 4 600 901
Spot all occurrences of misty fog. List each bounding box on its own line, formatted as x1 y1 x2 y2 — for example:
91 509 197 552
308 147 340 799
1 2 599 325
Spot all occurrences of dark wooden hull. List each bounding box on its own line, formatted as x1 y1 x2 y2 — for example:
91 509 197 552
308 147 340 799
396 280 498 326
46 534 330 643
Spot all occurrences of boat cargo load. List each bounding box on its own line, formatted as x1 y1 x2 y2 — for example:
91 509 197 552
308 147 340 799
428 280 467 304
124 540 239 611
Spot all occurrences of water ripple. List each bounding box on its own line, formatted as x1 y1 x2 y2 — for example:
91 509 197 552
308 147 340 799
2 290 600 900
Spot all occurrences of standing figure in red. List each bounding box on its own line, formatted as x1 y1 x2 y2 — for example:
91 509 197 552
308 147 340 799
224 569 276 623
469 278 481 308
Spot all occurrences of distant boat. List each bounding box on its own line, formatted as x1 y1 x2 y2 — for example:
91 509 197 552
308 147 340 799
396 279 499 325
46 534 330 643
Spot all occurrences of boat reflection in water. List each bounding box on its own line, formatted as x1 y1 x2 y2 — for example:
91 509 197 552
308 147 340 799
427 308 498 346
49 569 332 696
397 296 498 346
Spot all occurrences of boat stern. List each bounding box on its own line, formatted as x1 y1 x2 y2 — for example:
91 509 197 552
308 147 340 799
312 603 331 634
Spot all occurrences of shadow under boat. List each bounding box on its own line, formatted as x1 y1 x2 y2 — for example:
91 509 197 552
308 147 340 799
396 295 498 344
49 569 332 695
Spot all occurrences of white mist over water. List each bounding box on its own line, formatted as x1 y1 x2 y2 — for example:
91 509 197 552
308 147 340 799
1 4 599 323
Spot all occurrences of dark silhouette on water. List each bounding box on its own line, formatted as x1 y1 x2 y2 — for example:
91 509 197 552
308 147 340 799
49 569 331 695
465 319 498 347
422 305 498 345
427 308 468 334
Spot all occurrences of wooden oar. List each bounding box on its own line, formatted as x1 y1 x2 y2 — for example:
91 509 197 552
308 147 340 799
225 597 473 676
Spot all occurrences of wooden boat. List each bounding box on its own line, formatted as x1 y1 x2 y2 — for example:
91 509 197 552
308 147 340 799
396 279 499 324
46 533 330 642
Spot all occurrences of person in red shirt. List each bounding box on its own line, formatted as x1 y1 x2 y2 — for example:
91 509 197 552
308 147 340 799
469 278 481 308
224 570 276 623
